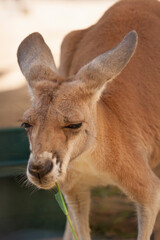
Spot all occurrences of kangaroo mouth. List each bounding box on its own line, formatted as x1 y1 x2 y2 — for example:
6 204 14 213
26 160 66 190
27 170 54 189
26 149 72 189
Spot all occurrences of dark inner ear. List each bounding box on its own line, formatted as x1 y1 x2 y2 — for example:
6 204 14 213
17 32 57 87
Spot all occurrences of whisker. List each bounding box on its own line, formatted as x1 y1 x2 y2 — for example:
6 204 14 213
29 186 39 196
48 187 57 195
16 174 28 188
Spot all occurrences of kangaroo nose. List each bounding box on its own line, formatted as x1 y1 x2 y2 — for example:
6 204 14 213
28 160 53 178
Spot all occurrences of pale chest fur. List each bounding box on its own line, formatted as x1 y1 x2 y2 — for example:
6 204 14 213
62 150 116 193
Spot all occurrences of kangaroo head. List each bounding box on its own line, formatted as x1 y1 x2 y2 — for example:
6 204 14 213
17 31 137 189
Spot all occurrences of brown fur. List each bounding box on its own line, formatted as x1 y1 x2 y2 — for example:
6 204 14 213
17 0 160 239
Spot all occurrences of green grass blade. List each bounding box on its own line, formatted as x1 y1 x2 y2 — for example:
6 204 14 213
55 182 78 240
67 213 78 240
55 191 68 215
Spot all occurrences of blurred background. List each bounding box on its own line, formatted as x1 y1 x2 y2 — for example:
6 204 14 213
0 0 159 240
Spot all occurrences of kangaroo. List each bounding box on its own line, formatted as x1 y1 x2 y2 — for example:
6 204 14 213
17 0 160 239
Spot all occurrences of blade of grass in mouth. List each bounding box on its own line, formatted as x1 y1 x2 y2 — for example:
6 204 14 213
55 182 78 240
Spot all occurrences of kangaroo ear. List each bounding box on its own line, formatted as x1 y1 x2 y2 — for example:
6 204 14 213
76 31 138 100
17 32 57 89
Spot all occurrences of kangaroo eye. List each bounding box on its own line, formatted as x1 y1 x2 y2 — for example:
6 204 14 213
21 122 32 129
64 123 82 129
